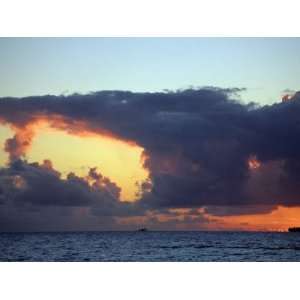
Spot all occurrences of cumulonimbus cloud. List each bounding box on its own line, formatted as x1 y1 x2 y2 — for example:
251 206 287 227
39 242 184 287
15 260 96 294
0 88 300 231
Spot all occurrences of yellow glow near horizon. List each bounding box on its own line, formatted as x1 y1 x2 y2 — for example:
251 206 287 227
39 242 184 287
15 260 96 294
26 124 149 201
0 122 149 201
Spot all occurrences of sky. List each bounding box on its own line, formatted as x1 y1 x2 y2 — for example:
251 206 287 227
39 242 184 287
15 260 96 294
0 37 300 232
1 38 300 103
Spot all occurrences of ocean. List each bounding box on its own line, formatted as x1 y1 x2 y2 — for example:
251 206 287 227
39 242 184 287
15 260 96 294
1 231 300 262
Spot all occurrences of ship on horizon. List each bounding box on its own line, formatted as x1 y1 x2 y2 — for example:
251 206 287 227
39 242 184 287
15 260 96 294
288 227 300 232
137 228 148 232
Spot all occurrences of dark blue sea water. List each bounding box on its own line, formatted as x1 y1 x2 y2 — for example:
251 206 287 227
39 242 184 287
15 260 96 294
1 231 300 261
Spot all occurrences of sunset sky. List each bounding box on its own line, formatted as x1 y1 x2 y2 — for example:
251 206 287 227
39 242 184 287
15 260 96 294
0 37 300 231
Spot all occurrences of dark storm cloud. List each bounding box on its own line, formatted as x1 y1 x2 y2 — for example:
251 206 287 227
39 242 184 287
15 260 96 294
1 88 300 230
138 90 300 209
0 159 112 207
0 159 144 231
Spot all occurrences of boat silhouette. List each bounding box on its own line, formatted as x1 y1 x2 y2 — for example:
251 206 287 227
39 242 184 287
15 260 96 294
288 227 300 232
137 228 148 232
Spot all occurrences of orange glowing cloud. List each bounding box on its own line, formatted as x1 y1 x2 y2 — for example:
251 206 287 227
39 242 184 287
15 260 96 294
4 123 35 162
